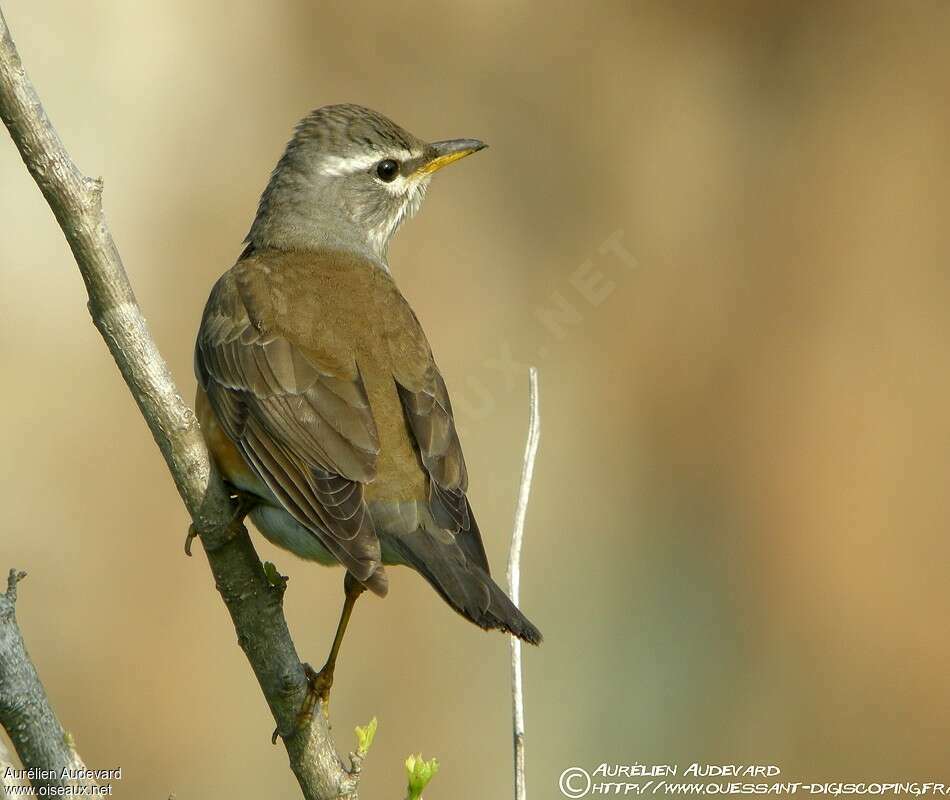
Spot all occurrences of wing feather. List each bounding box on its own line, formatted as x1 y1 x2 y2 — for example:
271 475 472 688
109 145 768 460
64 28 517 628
196 269 382 582
397 361 492 575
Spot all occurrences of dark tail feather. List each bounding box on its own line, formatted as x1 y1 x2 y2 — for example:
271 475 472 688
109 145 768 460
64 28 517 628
386 529 542 645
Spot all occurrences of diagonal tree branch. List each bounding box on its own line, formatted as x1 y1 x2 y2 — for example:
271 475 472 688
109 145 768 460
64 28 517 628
0 8 356 798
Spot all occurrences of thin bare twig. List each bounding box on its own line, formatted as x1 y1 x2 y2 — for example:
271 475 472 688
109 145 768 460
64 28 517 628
0 8 355 798
507 368 540 800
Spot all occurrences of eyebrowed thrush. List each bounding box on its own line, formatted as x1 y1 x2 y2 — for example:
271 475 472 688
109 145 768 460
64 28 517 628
194 104 542 716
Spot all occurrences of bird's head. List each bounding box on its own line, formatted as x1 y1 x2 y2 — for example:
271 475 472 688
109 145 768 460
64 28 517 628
246 104 486 267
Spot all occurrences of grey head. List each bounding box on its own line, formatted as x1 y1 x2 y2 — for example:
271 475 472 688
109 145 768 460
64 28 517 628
245 104 486 267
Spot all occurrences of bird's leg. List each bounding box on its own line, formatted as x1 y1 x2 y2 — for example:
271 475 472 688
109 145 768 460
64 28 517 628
298 571 366 724
184 490 257 556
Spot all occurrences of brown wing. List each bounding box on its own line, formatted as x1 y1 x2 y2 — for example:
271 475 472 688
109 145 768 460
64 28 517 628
195 268 383 584
397 359 490 575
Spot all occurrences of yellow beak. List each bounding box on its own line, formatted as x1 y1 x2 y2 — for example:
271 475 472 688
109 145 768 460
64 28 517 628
415 139 487 176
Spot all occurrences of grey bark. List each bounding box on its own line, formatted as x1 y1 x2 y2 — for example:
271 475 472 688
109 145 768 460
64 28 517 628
0 8 356 798
0 735 29 797
0 570 94 794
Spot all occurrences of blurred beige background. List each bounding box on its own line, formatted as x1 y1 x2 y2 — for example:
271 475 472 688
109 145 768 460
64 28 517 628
3 1 950 797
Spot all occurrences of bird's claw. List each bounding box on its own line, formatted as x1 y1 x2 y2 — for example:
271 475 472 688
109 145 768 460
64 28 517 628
271 662 334 744
302 661 334 721
184 493 257 557
184 524 200 557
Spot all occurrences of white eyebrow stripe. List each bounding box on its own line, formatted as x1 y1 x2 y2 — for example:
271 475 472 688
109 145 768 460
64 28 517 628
320 148 417 177
320 153 379 176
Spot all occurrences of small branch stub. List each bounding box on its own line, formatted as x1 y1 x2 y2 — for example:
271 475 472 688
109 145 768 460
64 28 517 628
4 569 26 603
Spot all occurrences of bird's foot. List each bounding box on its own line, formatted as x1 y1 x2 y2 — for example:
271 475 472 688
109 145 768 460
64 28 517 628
271 662 334 744
184 523 201 557
300 661 334 723
184 492 257 556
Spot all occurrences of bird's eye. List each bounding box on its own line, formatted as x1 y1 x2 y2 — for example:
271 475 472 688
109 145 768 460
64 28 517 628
375 159 400 182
